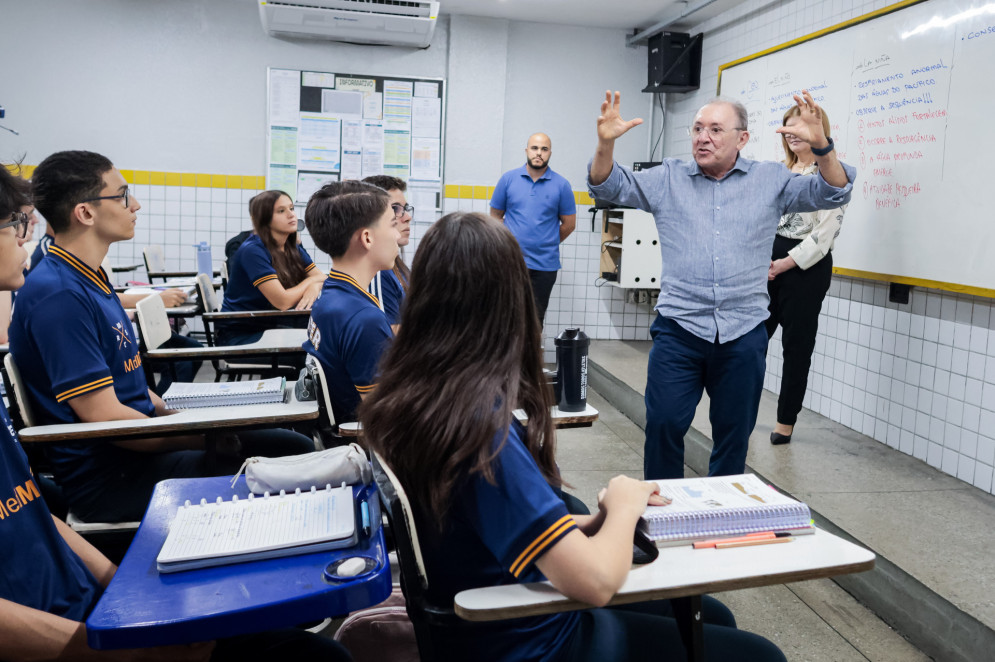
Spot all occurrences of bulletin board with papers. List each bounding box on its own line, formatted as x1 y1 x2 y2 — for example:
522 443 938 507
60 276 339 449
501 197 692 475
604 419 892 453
266 67 445 215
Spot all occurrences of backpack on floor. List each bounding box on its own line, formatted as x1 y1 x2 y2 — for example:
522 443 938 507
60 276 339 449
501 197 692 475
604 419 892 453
333 584 419 662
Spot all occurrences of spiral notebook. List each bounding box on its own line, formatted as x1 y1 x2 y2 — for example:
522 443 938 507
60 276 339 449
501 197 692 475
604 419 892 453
161 377 286 409
640 474 814 546
157 484 356 573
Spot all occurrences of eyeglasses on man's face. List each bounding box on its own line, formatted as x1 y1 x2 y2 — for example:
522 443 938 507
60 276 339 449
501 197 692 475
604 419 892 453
391 203 414 218
0 211 30 239
687 125 747 139
80 186 136 209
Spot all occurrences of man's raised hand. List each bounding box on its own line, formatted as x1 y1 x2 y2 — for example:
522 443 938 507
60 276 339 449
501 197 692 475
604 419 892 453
598 90 643 142
774 89 829 148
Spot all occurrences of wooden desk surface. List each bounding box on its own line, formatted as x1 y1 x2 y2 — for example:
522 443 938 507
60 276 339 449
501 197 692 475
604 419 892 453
18 383 318 443
144 328 306 360
337 404 600 437
454 528 874 622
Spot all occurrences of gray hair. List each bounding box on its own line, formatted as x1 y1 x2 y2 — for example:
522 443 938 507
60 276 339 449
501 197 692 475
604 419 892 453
700 97 749 131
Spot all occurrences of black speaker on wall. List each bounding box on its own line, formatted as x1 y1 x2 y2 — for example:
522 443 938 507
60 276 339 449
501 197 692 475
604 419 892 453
643 32 703 93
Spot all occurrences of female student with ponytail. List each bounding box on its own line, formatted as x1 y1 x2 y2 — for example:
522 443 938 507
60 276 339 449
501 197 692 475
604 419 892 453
360 211 785 662
218 190 326 346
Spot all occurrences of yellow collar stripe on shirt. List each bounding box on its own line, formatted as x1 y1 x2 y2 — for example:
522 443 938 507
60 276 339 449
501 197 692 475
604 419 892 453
49 246 112 295
328 270 381 307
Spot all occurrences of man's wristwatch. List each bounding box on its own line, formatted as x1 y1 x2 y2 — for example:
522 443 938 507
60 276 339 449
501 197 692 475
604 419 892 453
811 137 835 156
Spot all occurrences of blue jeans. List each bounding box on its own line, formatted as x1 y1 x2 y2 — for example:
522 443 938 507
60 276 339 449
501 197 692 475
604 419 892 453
643 315 767 480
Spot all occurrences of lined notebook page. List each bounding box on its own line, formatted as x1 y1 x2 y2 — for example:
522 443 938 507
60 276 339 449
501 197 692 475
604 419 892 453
158 485 354 566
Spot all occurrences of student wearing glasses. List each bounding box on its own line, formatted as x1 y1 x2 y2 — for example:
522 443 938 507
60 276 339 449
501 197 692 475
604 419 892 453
20 181 199 395
0 157 353 662
8 151 314 523
362 175 412 332
217 189 327 347
0 173 34 343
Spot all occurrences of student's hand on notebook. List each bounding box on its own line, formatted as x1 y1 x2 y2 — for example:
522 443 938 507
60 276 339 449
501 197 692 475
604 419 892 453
157 288 188 308
648 492 672 507
597 475 663 518
598 478 671 511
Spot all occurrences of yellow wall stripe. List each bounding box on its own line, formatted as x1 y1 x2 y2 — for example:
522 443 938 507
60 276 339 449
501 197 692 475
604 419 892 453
833 268 995 300
2 167 268 190
7 166 592 198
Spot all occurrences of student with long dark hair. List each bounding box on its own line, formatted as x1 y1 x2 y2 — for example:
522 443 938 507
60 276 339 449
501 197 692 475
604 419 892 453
218 190 326 346
361 212 785 662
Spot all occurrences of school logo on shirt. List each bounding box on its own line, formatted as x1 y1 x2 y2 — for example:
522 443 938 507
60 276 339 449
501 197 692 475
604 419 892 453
0 478 41 520
112 321 134 350
307 316 321 351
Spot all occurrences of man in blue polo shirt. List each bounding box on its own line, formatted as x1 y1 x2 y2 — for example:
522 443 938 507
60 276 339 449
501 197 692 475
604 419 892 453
303 181 398 425
9 151 313 523
490 133 577 326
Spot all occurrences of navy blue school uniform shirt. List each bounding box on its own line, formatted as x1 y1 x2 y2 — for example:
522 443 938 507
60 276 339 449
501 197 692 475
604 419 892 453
28 234 54 274
369 268 405 325
304 269 392 424
9 244 154 502
415 420 580 661
220 234 318 336
0 395 103 621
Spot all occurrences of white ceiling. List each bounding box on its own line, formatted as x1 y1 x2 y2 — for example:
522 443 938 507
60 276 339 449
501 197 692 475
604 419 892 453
437 0 740 32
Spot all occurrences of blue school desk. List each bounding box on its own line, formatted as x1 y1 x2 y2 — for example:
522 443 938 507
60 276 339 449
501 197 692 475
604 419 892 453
86 475 391 649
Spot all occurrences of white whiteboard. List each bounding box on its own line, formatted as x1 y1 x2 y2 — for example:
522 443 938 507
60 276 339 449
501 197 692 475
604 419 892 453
719 0 995 295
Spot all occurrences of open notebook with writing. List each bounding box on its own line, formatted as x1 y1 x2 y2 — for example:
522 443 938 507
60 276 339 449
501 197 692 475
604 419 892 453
157 483 356 573
640 473 814 546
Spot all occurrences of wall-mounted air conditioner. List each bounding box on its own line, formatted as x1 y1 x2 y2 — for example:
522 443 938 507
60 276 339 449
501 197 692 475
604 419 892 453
259 0 440 48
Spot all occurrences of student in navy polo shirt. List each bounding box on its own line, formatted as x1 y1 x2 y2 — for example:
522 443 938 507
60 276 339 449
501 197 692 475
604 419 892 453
8 151 314 523
361 212 786 662
0 166 350 662
303 181 398 426
26 212 201 395
218 189 326 347
362 175 411 332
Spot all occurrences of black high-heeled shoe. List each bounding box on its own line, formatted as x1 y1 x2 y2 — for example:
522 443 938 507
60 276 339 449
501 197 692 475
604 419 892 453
770 431 792 445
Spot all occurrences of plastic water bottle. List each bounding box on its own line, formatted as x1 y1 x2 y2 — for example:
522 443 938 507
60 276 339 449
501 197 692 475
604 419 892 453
555 328 590 412
195 241 212 277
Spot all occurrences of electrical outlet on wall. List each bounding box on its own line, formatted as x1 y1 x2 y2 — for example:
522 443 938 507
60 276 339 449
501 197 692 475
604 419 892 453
637 289 648 304
627 290 638 304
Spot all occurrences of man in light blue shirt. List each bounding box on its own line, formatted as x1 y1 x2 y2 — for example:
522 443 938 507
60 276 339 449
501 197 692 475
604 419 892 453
589 90 855 479
490 133 577 326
